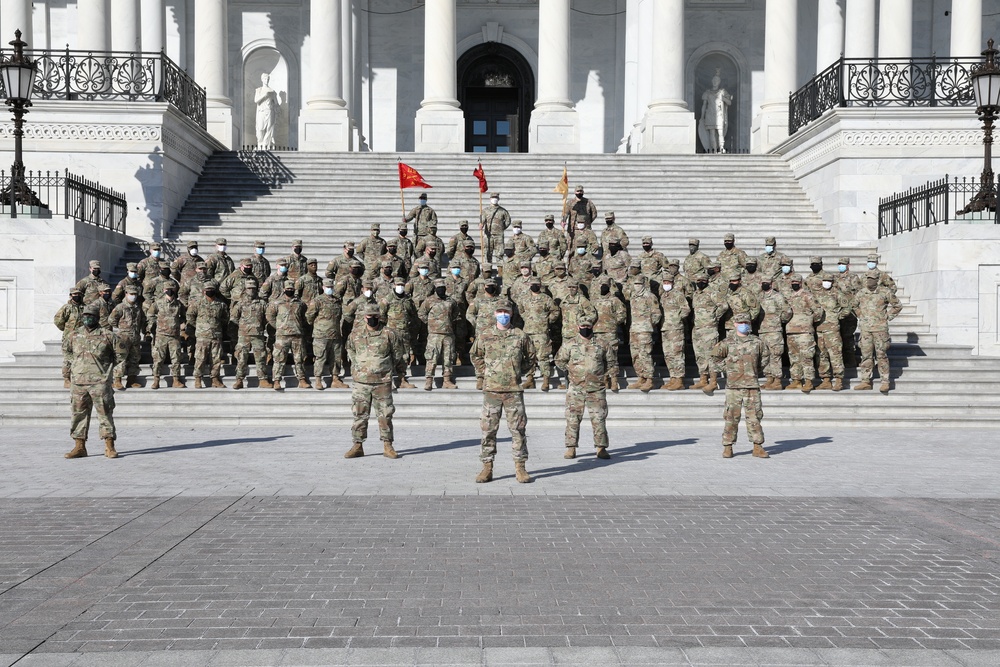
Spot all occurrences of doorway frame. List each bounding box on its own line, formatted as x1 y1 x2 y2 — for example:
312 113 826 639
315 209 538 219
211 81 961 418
458 42 536 153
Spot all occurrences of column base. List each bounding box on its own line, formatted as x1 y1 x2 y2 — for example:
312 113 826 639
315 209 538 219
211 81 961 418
206 103 236 150
637 105 696 154
298 106 353 152
414 105 465 152
528 106 579 153
751 102 790 154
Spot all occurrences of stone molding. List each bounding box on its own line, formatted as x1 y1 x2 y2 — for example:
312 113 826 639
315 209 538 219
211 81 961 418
0 123 161 142
841 130 982 147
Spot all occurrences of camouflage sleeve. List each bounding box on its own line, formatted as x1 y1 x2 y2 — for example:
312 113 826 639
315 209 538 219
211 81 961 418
265 301 278 327
779 294 793 323
554 339 569 371
887 291 902 320
54 305 68 330
470 335 484 366
146 301 158 334
416 299 429 324
711 339 729 361
651 297 663 328
757 338 770 373
520 331 537 375
304 298 319 326
186 302 199 327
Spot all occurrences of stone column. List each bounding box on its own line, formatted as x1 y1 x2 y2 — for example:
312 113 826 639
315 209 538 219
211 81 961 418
950 0 982 58
140 0 165 53
752 0 796 152
529 0 578 152
195 0 235 148
816 0 844 69
110 0 139 52
844 0 875 60
414 0 463 151
0 0 32 45
299 0 352 151
77 0 109 52
878 0 911 59
638 0 694 153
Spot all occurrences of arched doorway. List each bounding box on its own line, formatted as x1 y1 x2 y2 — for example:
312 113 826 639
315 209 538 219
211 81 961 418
458 43 535 153
693 53 740 153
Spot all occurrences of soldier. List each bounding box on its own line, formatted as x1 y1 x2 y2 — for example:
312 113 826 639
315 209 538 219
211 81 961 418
774 257 796 293
262 258 291 302
564 184 598 230
136 243 163 285
658 274 691 391
555 313 614 460
480 191 511 264
143 261 176 310
852 269 901 393
683 238 712 279
719 271 761 338
602 238 631 287
418 278 460 390
548 261 572 305
395 222 416 271
372 260 397 299
284 239 309 282
664 258 694 298
343 279 383 336
804 256 826 293
757 277 792 390
470 300 536 484
344 303 404 460
865 252 898 296
784 273 822 392
250 240 271 282
204 237 235 285
267 279 310 390
742 257 763 295
600 211 629 255
507 260 535 310
112 262 143 305
76 260 104 304
410 258 436 362
381 276 418 388
445 263 472 363
414 223 446 266
186 280 229 389
627 275 662 392
464 264 495 304
836 256 863 366
55 286 86 388
636 237 668 285
334 258 364 304
108 285 146 390
691 272 727 394
410 240 442 279
231 278 271 390
94 283 115 329
64 302 120 460
466 277 506 390
511 219 537 262
716 233 748 277
308 277 347 389
446 220 473 261
591 275 627 391
178 261 208 362
757 236 791 281
567 236 592 280
220 257 256 303
171 241 203 284
813 271 850 391
518 276 558 391
499 238 520 280
573 222 600 257
711 312 771 459
556 280 597 388
357 223 387 279
296 258 324 304
380 239 407 280
532 240 557 285
452 239 481 282
538 214 567 260
404 191 437 240
327 242 357 280
147 282 187 389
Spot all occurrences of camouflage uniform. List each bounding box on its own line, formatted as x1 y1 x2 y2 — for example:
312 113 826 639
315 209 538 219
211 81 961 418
626 278 661 390
231 286 270 387
75 262 104 305
107 288 146 388
67 310 119 444
518 278 558 389
757 236 792 281
600 212 629 254
852 270 902 390
637 238 669 286
446 222 474 261
404 198 438 239
716 233 748 277
295 260 324 304
378 244 408 280
591 277 627 388
602 244 631 286
556 284 597 387
417 282 461 388
510 221 537 262
112 263 143 305
379 279 418 386
307 279 345 388
658 279 691 387
356 225 387 279
204 238 235 285
395 227 416 272
835 257 864 366
284 241 309 282
346 306 403 448
664 260 695 299
55 290 86 385
171 242 203 284
683 239 712 279
147 291 186 383
555 316 614 453
565 188 598 230
538 216 567 260
136 247 162 286
266 281 309 386
719 273 761 337
757 286 792 388
691 276 726 386
186 282 229 385
804 256 827 294
250 240 271 283
784 275 823 390
326 245 358 281
532 244 558 284
414 230 446 266
480 193 512 263
711 315 770 457
452 240 482 282
466 281 506 386
811 273 850 389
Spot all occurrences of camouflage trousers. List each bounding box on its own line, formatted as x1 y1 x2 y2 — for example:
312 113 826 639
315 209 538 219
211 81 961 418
193 336 224 379
389 329 413 377
61 333 74 380
527 332 553 380
485 233 504 265
565 385 608 449
723 388 763 446
152 334 183 377
840 314 858 367
273 335 306 381
313 336 344 380
692 326 720 375
70 381 116 440
425 332 455 376
659 328 685 378
235 334 269 380
351 381 394 443
594 332 620 379
786 332 816 382
759 331 785 378
816 327 845 379
113 334 141 381
629 331 655 378
858 329 891 382
480 391 528 463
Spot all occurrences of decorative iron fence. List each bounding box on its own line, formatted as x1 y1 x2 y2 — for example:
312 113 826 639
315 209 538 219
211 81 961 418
878 175 999 238
790 57 979 134
0 48 206 129
0 169 127 233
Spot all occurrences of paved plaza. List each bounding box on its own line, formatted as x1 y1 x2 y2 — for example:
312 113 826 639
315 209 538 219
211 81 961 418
1 424 999 667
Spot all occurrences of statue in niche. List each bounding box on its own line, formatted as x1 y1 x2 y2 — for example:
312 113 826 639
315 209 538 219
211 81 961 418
699 69 733 153
254 72 279 149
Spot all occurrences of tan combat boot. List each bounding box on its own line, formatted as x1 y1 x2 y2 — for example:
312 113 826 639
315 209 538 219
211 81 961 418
879 380 890 394
541 377 550 392
816 378 833 390
475 461 493 483
596 447 610 460
399 377 415 389
722 445 734 458
258 378 273 389
521 376 536 390
703 372 718 395
564 447 576 459
639 377 654 393
113 377 125 390
330 377 348 389
514 461 532 483
212 377 227 389
344 442 364 458
476 377 484 390
383 441 399 459
692 374 708 389
786 378 802 390
801 379 813 394
172 376 186 388
854 380 872 390
151 376 161 390
609 376 620 392
194 376 203 389
627 377 641 390
128 376 141 388
424 376 434 391
832 378 844 391
273 378 282 390
752 443 770 458
64 439 88 459
314 378 325 390
104 438 118 459
442 374 458 389
232 378 244 390
297 378 311 389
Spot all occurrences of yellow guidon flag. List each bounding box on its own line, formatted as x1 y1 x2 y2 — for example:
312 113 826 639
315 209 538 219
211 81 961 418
553 165 569 218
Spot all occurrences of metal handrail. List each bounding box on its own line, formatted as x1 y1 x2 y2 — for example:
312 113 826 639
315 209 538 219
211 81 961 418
878 175 999 238
0 168 127 233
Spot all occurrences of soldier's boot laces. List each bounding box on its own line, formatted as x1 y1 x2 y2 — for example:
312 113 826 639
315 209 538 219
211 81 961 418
564 447 576 459
232 378 244 390
786 378 802 390
521 376 536 390
151 376 161 390
314 378 325 391
104 438 118 459
609 376 620 392
639 377 654 393
298 378 311 389
816 378 833 390
752 443 770 458
476 377 484 390
399 377 415 389
853 380 872 390
64 439 88 459
172 376 186 389
596 447 610 460
383 441 399 459
128 375 141 388
879 380 891 394
541 377 550 392
113 377 125 391
344 442 365 459
475 462 493 483
692 374 708 389
703 373 718 396
722 445 734 459
258 378 273 389
212 377 227 389
801 379 813 393
514 461 533 484
194 376 203 389
443 375 458 389
627 377 641 390
832 377 844 391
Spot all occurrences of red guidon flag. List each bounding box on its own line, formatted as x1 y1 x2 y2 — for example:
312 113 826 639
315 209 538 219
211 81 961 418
473 162 488 193
398 162 432 189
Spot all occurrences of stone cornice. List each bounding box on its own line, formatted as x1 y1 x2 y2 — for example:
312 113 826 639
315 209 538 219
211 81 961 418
0 123 161 142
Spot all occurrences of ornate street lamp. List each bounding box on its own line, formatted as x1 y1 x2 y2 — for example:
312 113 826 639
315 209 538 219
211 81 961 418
959 38 1000 215
0 29 43 219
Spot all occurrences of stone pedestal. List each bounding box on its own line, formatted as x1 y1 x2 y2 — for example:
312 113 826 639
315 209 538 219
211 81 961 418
206 103 236 150
528 106 579 154
414 106 465 152
638 104 695 154
298 105 353 152
751 102 791 154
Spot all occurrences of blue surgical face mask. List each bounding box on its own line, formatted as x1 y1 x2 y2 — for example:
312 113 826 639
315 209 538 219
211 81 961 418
256 247 265 255
495 312 511 326
451 267 460 276
781 265 791 274
736 323 752 335
764 245 774 253
838 264 847 273
152 250 161 258
419 268 429 277
867 261 877 270
576 247 586 255
128 272 137 279
279 266 288 274
324 287 333 296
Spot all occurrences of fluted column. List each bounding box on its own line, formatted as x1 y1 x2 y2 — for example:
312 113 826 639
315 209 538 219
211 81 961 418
0 0 32 45
878 0 912 59
299 0 352 151
110 0 139 52
529 0 579 152
195 0 235 148
77 0 109 52
816 0 844 69
950 0 982 58
140 0 165 53
414 0 464 151
752 0 797 152
638 0 694 153
844 0 875 60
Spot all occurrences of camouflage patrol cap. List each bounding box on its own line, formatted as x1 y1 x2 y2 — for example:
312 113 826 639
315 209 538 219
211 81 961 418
415 258 430 267
694 272 709 281
362 303 381 317
393 276 406 285
397 222 408 230
519 260 531 268
322 278 335 287
89 260 101 269
97 282 112 292
69 286 83 295
765 236 777 245
463 239 475 248
386 238 398 247
215 238 227 245
307 258 318 265
780 257 793 266
245 278 259 288
528 276 540 286
512 219 522 227
204 281 219 290
661 274 674 284
745 257 757 265
489 192 500 198
838 257 851 265
544 214 555 222
494 299 513 312
370 223 380 231
484 278 497 286
283 280 297 290
575 237 587 247
819 271 835 281
688 238 700 246
186 240 199 249
629 258 642 268
631 276 645 285
149 242 162 250
641 235 653 243
418 192 428 200
554 261 567 270
195 260 207 268
605 212 615 220
344 241 355 248
124 285 139 295
578 313 596 327
574 184 585 193
482 266 493 275
459 220 469 227
867 252 880 261
362 278 374 287
240 257 253 267
349 257 363 267
254 240 266 248
709 261 721 270
433 278 446 287
809 256 822 264
158 260 170 269
126 262 138 271
865 269 881 279
728 271 742 281
667 258 680 267
789 273 803 283
567 279 580 289
724 233 735 241
277 257 289 266
83 303 102 317
381 260 392 268
733 312 752 323
538 240 549 249
291 239 303 246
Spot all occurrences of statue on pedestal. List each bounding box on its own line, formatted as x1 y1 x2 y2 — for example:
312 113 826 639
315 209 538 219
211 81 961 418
254 72 279 149
699 69 733 153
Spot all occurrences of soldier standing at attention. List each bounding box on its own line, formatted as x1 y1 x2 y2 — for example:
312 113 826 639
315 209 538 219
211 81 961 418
784 273 822 393
344 304 404 460
308 278 347 390
538 214 567 260
518 276 558 391
284 239 309 282
64 302 120 460
204 238 235 285
108 285 146 390
147 282 187 389
250 240 271 283
404 191 437 240
813 271 850 391
555 313 614 460
591 275 627 392
231 279 271 390
658 274 691 391
757 278 792 391
711 312 771 459
564 184 598 231
852 269 902 393
185 280 229 389
418 278 460 390
470 300 537 484
171 241 203 284
480 191 511 264
55 286 86 388
683 238 712 279
627 276 662 392
446 220 473 262
267 279 311 390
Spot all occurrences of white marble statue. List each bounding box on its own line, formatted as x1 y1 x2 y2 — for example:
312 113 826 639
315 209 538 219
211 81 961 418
254 73 279 149
700 70 733 153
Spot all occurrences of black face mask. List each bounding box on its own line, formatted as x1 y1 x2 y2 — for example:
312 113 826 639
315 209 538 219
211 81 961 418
761 282 772 291
428 251 437 258
284 290 295 297
293 247 302 255
576 193 583 200
590 267 602 277
460 227 468 234
351 268 363 277
746 264 757 274
383 268 392 276
791 284 802 292
435 287 447 298
689 246 698 255
71 294 83 303
504 249 514 258
388 248 397 255
600 284 610 296
642 245 652 252
365 316 380 327
545 222 554 229
729 282 740 292
724 242 734 250
399 230 407 237
696 281 708 290
241 267 252 275
579 327 593 338
539 249 549 257
810 264 822 273
165 291 176 300
609 245 620 254
606 220 614 226
82 315 98 329
347 250 355 257
529 284 541 293
205 290 217 298
465 248 475 256
92 269 101 277
485 285 497 295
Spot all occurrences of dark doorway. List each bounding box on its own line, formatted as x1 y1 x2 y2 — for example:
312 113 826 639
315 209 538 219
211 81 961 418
458 43 534 153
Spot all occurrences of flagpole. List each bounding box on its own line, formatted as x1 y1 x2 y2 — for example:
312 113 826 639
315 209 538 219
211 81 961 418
398 158 406 221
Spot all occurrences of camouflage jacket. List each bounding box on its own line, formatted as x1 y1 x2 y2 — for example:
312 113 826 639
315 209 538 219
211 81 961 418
600 223 630 253
220 269 254 302
266 294 307 337
659 288 692 331
347 326 402 384
785 289 823 334
533 255 558 285
179 275 207 307
295 272 324 304
470 326 536 392
405 204 438 238
602 250 632 285
67 326 118 385
757 250 791 281
466 295 508 336
171 254 203 284
417 294 461 335
204 251 235 284
305 293 344 339
758 290 792 333
851 287 901 333
445 275 470 309
446 231 473 260
692 287 726 330
720 285 761 331
379 293 417 333
628 288 663 333
344 295 386 333
112 276 143 304
518 291 558 335
637 250 668 282
711 334 769 389
592 293 626 334
683 250 711 279
334 274 362 303
565 197 598 228
716 247 748 275
186 297 229 338
108 301 146 340
414 235 446 260
409 254 441 279
555 335 614 392
54 300 84 339
512 231 537 261
537 228 568 259
147 296 186 338
356 234 387 267
559 294 598 338
451 253 481 282
326 254 356 280
812 287 850 332
232 296 268 338
480 204 511 237
284 253 309 282
250 254 271 283
410 276 436 309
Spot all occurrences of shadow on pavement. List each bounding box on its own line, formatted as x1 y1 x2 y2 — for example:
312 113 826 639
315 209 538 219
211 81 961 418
767 436 833 455
123 434 294 456
403 438 484 456
527 437 699 481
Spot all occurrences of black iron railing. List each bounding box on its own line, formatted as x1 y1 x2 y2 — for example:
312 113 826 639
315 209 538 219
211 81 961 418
0 169 127 233
790 57 979 134
0 48 206 129
878 175 1000 238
